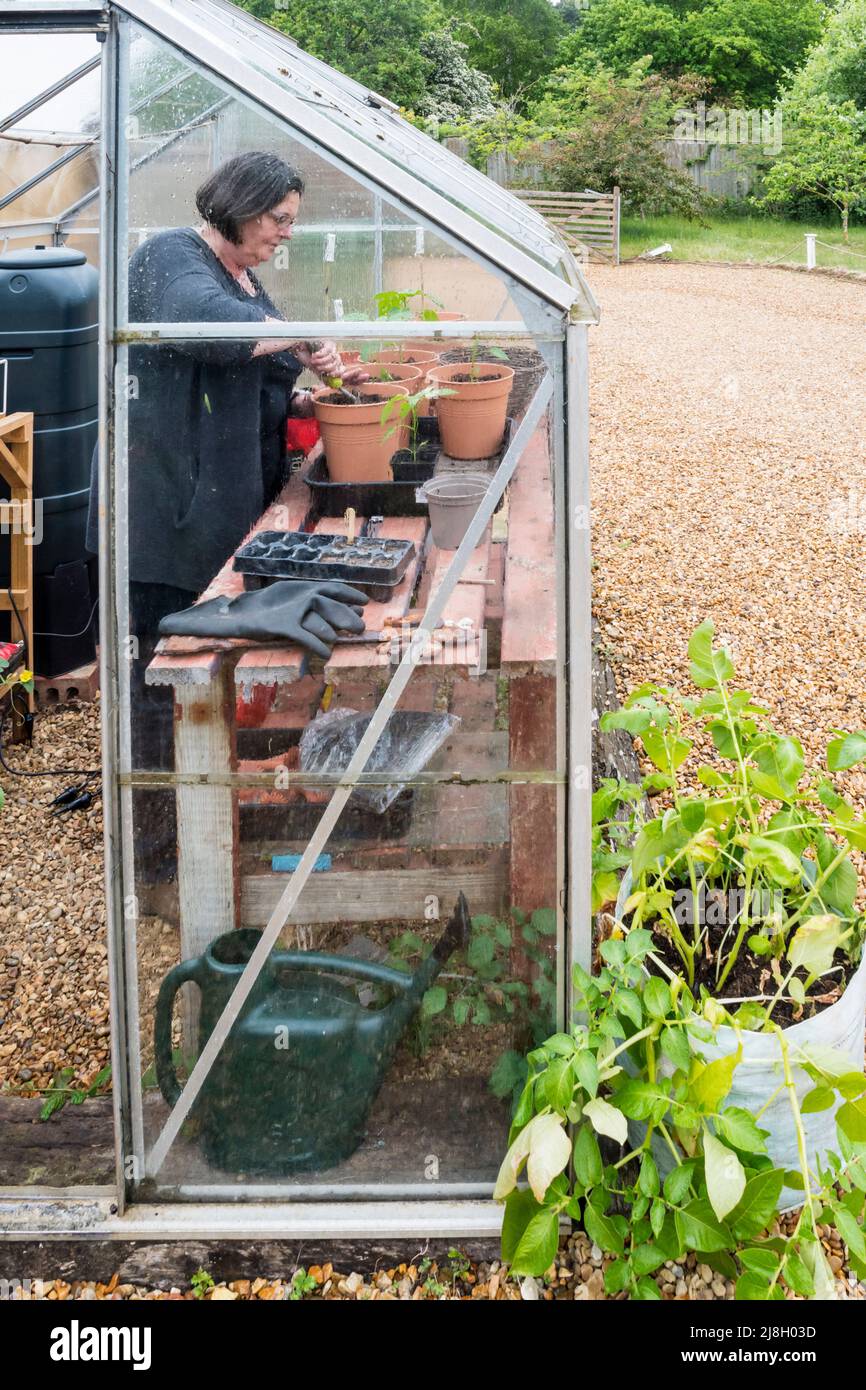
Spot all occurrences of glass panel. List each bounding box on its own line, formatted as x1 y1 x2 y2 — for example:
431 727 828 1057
111 17 568 1202
0 34 101 133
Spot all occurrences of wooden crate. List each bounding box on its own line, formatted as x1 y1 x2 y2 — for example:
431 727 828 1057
0 412 35 740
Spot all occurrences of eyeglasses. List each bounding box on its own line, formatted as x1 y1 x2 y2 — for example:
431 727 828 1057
263 210 296 230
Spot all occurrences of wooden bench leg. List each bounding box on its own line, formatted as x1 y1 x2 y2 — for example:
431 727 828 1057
509 672 558 916
174 660 239 1045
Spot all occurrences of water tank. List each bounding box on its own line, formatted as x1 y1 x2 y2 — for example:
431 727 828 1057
0 245 99 676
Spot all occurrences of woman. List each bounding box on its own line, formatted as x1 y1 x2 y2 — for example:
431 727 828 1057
88 150 366 887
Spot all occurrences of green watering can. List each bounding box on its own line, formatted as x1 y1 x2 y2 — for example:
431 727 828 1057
155 894 470 1175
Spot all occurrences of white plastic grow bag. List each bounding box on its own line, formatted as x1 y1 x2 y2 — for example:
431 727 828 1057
614 873 866 1208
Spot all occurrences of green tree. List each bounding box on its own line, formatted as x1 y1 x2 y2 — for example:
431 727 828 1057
528 61 708 218
416 28 498 122
790 0 866 110
441 0 566 97
760 92 866 238
239 0 438 109
560 0 826 107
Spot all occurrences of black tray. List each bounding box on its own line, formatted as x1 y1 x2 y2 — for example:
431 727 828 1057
233 529 416 591
304 454 437 518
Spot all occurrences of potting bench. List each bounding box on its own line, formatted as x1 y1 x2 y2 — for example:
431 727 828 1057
146 422 557 966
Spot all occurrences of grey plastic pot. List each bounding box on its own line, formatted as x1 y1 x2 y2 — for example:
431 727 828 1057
419 471 491 549
615 869 866 1208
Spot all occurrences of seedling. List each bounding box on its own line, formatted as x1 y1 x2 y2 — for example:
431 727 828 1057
374 288 443 321
190 1269 215 1299
380 384 455 457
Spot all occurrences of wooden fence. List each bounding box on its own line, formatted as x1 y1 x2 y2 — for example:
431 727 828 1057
513 187 621 265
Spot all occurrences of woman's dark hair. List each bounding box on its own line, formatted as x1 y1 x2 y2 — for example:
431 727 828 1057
195 152 305 244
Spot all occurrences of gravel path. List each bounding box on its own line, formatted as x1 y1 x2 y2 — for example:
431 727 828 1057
586 261 866 811
0 703 106 1093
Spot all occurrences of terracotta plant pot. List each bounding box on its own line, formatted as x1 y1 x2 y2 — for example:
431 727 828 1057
312 382 409 483
370 348 440 367
427 362 515 460
422 311 466 322
365 359 433 417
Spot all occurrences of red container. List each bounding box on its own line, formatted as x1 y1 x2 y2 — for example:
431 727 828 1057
285 417 321 454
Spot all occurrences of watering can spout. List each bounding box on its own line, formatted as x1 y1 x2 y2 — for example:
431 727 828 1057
403 892 471 1010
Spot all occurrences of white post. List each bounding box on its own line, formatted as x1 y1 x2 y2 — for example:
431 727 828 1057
805 233 817 270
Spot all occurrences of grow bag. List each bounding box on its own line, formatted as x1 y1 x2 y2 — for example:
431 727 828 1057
615 872 866 1208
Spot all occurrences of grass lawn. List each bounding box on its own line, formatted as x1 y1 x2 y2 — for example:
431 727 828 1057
619 213 866 270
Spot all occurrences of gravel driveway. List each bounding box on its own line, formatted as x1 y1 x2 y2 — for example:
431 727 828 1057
586 261 866 810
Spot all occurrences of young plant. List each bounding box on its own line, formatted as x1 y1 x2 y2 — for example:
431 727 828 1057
380 384 455 456
463 337 509 381
495 933 866 1298
39 1064 112 1121
595 620 866 1027
374 288 443 321
190 1269 215 1300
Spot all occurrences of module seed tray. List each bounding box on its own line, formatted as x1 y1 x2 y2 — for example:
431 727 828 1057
233 529 416 593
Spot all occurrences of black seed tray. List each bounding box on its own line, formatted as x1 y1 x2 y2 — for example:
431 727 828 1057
234 529 416 590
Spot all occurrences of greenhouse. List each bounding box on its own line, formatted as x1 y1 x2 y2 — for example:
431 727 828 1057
0 0 596 1240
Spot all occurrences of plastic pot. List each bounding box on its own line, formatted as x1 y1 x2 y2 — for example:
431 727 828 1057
312 382 409 484
367 356 433 415
427 362 515 460
615 870 866 1207
370 348 440 367
420 471 491 549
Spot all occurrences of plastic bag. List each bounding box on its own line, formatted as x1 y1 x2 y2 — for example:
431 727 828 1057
299 707 460 813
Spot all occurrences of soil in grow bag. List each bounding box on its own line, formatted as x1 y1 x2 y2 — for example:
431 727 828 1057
233 530 416 600
625 905 858 1028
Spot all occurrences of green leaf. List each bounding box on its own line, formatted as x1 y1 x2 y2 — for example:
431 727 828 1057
584 1096 628 1146
833 1204 866 1260
616 988 643 1029
735 1272 781 1301
632 1242 666 1276
740 834 803 888
827 732 866 772
501 1188 542 1263
688 620 735 690
633 1276 662 1300
782 1251 815 1298
467 933 495 970
814 833 858 915
690 1051 740 1113
660 1026 691 1073
452 997 472 1027
613 1079 668 1122
715 1107 769 1154
421 985 447 1019
676 1199 731 1253
650 1198 666 1238
641 728 692 774
644 977 672 1019
703 1131 747 1221
730 1168 785 1240
739 1246 780 1275
583 1202 625 1255
601 707 652 734
510 1206 560 1277
680 800 706 834
638 1152 660 1198
573 1124 603 1188
531 907 557 937
799 1238 838 1300
753 737 804 793
603 1259 631 1295
536 1057 574 1114
489 1050 526 1100
663 1162 695 1205
573 1050 599 1099
801 1086 836 1114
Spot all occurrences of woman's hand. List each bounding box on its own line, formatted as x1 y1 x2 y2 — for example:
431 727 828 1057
290 339 342 377
338 365 371 386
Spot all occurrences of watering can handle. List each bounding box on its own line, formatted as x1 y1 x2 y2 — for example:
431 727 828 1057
270 951 419 993
154 958 201 1107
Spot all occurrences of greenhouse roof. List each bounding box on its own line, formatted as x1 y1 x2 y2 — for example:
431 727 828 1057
0 0 599 321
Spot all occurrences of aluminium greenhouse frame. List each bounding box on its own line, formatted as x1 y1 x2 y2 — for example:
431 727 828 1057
0 0 597 1243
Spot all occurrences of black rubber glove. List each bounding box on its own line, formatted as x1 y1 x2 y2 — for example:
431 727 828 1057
158 580 369 659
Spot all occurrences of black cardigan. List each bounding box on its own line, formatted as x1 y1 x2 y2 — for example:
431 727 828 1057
87 228 302 594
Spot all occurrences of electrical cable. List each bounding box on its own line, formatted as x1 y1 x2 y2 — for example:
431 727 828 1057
0 685 99 782
33 596 99 640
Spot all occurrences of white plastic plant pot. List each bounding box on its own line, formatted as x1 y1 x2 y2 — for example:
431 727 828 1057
614 871 866 1209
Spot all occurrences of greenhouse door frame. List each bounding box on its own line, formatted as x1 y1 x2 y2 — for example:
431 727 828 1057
0 0 592 1243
